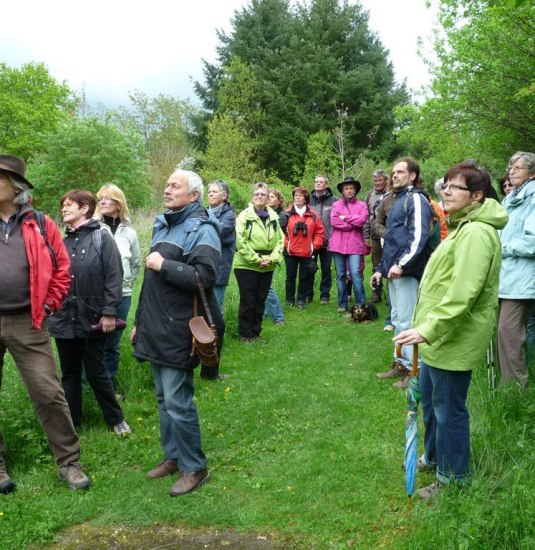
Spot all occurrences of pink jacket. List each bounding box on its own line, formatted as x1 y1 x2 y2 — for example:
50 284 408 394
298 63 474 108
328 197 369 255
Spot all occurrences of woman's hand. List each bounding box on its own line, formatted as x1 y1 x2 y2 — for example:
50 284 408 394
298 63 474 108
130 326 136 343
100 315 116 334
259 258 272 267
394 329 426 345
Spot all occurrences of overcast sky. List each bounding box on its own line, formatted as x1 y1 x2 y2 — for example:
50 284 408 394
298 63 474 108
1 0 438 108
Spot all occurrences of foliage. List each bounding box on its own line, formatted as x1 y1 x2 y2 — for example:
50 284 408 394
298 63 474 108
27 116 150 214
301 131 340 186
398 0 535 180
195 0 407 183
0 62 75 160
114 90 200 188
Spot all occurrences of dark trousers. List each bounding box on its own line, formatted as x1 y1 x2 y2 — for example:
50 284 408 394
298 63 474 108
284 255 313 305
234 268 273 338
56 337 124 427
103 295 132 383
309 247 332 301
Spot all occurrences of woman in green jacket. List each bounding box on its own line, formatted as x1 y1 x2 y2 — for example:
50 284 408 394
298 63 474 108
395 163 508 498
234 182 284 343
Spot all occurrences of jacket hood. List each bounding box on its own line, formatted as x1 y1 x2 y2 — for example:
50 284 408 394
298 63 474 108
448 199 508 231
157 201 221 235
504 178 535 208
66 218 101 235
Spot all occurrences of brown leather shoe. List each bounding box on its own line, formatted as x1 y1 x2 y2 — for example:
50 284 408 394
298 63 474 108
393 375 410 389
169 468 210 497
376 361 406 379
146 459 178 479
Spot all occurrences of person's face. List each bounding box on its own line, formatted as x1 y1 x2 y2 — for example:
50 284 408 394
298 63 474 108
293 191 306 207
392 162 415 190
373 175 387 192
314 177 328 193
98 194 120 218
62 199 89 228
441 175 480 214
508 160 533 188
502 179 514 196
342 184 356 199
207 185 225 208
268 192 280 208
0 172 17 205
164 174 199 211
252 187 268 209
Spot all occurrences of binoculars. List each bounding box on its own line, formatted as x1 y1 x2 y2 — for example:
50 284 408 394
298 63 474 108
293 221 308 236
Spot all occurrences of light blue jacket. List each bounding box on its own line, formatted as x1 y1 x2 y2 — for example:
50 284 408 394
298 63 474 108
499 179 535 299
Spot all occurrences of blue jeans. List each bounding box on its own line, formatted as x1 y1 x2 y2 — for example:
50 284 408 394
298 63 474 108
152 364 206 472
264 287 285 322
420 361 472 485
333 253 366 309
103 295 132 381
213 285 227 315
389 276 420 369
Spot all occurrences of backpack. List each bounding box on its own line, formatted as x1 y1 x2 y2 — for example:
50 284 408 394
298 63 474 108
402 191 441 258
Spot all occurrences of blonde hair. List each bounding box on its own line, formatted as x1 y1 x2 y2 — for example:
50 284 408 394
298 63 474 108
95 183 130 221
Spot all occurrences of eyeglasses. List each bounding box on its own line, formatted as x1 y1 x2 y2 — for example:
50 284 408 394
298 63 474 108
440 183 470 192
509 165 527 173
99 196 117 203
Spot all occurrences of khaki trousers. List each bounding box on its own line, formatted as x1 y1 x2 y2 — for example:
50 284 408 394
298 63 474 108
0 312 80 466
498 299 535 387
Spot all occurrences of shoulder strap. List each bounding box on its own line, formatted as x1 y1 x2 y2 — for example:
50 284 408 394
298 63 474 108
32 211 59 269
92 228 103 256
194 271 217 330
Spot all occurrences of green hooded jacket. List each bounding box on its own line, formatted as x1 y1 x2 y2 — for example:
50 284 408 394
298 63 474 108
233 204 284 272
413 199 508 371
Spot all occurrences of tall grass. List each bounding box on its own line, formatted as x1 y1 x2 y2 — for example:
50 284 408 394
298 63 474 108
0 211 534 548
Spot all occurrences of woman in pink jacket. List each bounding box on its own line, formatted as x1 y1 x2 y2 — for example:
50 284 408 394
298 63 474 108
328 177 369 312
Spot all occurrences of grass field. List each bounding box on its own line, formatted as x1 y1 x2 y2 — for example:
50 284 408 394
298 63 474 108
1 216 534 549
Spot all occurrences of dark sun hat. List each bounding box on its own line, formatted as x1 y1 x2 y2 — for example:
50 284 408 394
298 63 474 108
337 176 361 195
0 155 34 189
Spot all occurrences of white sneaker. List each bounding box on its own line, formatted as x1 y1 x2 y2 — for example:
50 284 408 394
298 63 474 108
383 324 395 331
113 420 131 436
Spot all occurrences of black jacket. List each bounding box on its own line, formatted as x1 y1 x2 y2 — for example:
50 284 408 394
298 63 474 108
133 202 225 369
48 219 123 338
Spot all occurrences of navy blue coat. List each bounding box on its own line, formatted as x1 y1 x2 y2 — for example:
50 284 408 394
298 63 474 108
133 202 225 369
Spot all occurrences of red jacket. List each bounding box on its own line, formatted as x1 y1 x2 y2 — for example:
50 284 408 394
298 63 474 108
20 206 71 329
284 205 325 257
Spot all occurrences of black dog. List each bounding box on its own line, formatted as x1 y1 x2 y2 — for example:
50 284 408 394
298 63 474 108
349 302 379 323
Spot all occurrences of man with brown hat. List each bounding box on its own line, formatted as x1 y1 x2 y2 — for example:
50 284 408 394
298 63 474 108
0 154 89 493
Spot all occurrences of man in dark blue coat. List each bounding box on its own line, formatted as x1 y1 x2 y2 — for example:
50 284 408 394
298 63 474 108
132 169 224 496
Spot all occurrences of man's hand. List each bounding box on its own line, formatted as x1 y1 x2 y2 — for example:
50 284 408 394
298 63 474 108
100 315 116 334
371 271 382 287
387 264 403 279
130 326 136 343
146 252 165 272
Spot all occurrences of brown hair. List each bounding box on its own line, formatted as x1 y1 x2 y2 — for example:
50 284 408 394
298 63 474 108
292 185 310 205
60 189 96 218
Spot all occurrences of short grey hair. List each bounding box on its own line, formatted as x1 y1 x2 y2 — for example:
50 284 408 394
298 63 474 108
373 169 389 179
171 169 204 201
7 174 32 205
434 178 444 195
208 179 229 201
252 182 269 197
509 151 535 176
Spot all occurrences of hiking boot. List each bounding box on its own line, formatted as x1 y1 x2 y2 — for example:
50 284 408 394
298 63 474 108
320 297 329 305
383 324 395 332
393 375 410 389
113 420 131 436
402 457 437 473
274 320 286 325
58 462 90 490
169 468 210 497
146 459 178 479
416 480 444 499
297 302 306 310
337 307 347 313
377 361 406 379
240 336 255 344
0 455 15 494
370 294 382 303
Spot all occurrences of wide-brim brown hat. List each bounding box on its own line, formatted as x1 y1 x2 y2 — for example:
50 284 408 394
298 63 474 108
337 176 361 195
0 155 33 188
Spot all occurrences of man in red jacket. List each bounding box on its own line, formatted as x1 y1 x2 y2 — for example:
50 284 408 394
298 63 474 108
0 155 89 494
